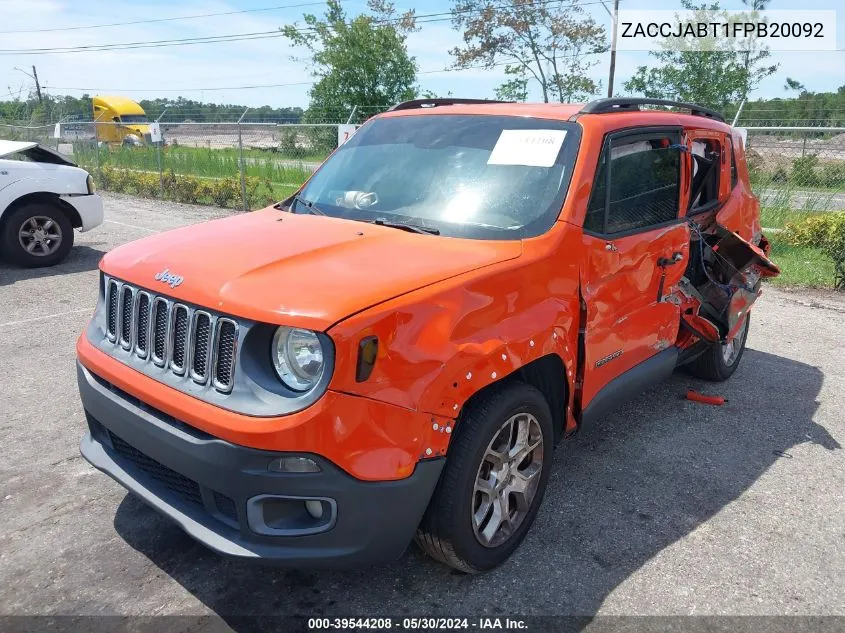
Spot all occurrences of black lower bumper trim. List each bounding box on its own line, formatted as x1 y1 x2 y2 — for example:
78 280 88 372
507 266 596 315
77 361 444 566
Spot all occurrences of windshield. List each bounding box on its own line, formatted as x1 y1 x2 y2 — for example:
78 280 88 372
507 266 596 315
120 115 148 124
297 114 581 240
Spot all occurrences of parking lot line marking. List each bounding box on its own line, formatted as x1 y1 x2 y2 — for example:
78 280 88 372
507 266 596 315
104 220 159 233
0 308 91 329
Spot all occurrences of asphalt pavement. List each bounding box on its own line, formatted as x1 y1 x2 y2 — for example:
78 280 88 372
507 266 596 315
0 192 843 630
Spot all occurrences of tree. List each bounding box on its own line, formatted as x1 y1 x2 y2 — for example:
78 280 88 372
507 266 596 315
784 77 805 94
449 0 608 103
495 65 529 102
625 0 777 111
736 0 779 99
625 1 747 110
282 0 418 122
420 89 454 99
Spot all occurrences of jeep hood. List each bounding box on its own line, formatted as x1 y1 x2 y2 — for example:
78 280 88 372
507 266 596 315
100 208 522 330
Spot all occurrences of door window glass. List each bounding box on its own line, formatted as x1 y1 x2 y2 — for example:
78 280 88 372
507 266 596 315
585 133 681 234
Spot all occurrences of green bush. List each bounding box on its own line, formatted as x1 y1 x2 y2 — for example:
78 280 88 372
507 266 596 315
134 172 160 198
210 177 241 207
303 126 337 158
790 154 821 187
771 165 789 183
277 128 300 156
783 212 845 290
820 161 845 189
95 166 265 209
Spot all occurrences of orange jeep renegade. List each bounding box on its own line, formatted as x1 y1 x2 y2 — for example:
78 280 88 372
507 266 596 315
78 98 779 572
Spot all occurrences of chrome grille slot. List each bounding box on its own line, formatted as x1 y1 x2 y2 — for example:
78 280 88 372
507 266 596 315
106 280 119 341
169 305 190 375
100 277 240 396
190 311 212 384
151 298 170 366
213 319 237 393
135 292 151 358
119 285 134 349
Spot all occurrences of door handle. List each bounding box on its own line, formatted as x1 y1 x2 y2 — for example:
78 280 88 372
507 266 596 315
656 251 684 301
658 252 684 267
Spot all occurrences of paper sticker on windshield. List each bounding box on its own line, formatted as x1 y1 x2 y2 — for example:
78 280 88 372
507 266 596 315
487 129 567 167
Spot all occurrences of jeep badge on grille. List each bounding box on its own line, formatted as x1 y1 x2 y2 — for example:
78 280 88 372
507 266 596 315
154 269 184 288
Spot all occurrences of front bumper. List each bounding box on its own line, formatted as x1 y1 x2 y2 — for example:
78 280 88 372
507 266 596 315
61 193 103 232
78 362 444 566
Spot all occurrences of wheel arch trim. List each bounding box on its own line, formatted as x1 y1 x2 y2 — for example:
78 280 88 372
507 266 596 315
449 351 573 448
1 191 82 231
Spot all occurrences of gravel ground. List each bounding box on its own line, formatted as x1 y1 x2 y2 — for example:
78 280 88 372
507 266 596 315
0 192 843 629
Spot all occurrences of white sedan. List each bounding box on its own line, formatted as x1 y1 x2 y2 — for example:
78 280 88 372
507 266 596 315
0 140 103 267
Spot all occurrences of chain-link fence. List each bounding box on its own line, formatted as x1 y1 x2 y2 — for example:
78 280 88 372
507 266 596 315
0 104 389 211
745 128 845 217
5 120 355 210
3 116 845 217
0 122 60 147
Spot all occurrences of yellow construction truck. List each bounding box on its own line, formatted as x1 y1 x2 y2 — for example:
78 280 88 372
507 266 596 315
92 96 151 146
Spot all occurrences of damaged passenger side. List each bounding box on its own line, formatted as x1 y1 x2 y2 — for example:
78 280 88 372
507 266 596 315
670 138 780 348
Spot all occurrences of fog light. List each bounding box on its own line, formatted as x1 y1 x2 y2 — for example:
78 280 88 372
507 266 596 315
267 456 321 473
247 494 337 536
305 499 324 519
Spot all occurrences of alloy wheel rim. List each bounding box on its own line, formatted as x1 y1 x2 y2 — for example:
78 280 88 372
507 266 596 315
722 317 748 366
471 412 544 548
18 216 62 256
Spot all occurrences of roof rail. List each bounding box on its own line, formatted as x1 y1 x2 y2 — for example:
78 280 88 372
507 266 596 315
580 98 726 123
387 98 512 112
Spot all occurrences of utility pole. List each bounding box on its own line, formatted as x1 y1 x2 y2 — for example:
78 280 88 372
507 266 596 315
606 0 619 97
31 66 43 104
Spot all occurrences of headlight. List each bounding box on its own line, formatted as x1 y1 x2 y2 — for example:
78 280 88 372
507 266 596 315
272 326 325 391
86 174 95 194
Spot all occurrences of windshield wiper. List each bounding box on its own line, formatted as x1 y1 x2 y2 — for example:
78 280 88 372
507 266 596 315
367 218 440 235
290 194 326 216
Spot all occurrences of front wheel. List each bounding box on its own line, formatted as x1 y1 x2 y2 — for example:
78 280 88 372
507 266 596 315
2 203 74 268
415 382 553 573
687 314 750 381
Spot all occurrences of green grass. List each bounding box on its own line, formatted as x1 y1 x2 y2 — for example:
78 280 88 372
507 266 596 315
73 143 311 209
753 186 843 219
74 145 315 186
765 236 836 288
760 206 811 229
759 208 839 289
755 181 845 194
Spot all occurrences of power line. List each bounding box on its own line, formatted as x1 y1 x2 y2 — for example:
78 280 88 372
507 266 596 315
0 30 284 54
40 52 607 94
0 1 339 35
44 80 315 92
0 88 27 99
0 0 611 55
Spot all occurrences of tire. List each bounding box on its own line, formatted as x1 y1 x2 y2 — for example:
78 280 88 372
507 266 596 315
1 203 74 268
415 382 554 573
687 314 750 382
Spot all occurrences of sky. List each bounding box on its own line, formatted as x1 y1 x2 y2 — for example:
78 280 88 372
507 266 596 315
0 0 842 115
